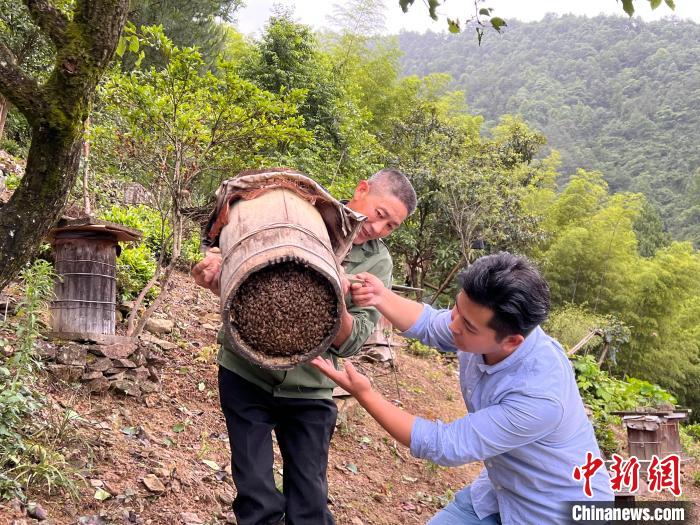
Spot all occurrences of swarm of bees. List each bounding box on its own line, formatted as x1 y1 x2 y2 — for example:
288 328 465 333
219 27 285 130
230 261 338 357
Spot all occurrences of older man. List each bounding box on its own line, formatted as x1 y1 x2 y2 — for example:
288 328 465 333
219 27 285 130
192 168 416 525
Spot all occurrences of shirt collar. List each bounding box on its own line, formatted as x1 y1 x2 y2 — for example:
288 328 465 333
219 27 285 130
476 326 543 374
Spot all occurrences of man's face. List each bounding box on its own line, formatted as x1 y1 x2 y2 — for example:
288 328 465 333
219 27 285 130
347 181 409 245
448 291 523 364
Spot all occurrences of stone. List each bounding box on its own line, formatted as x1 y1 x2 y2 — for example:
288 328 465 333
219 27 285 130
141 334 177 351
201 323 216 331
147 366 161 381
112 358 137 368
145 318 174 335
179 512 203 525
110 380 140 397
85 377 110 394
125 366 150 382
56 344 87 366
152 467 171 480
223 512 237 524
130 347 149 367
88 479 104 488
26 502 48 520
139 381 161 394
350 518 364 525
141 474 165 494
88 343 137 359
48 364 83 383
106 371 126 382
218 490 234 507
87 357 113 372
36 342 56 361
81 371 104 381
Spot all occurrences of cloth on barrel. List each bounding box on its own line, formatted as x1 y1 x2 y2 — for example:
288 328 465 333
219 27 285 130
202 168 365 261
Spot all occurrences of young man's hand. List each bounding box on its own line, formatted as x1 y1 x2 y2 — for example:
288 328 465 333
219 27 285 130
192 248 222 295
349 271 387 307
310 356 372 400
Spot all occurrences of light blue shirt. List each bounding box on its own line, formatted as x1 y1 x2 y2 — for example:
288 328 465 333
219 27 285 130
405 304 613 525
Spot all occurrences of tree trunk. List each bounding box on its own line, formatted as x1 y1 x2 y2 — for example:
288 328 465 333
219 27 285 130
82 116 91 214
0 0 130 293
428 256 466 305
0 124 83 288
128 209 184 337
0 95 8 140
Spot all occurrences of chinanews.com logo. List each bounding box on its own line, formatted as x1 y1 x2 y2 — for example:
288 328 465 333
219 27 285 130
569 451 691 524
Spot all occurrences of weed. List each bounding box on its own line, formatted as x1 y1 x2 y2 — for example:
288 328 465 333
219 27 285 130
407 340 439 359
0 261 81 501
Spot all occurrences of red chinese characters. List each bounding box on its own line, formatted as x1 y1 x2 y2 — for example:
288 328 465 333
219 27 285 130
609 453 641 493
647 454 681 497
572 451 604 497
574 452 683 498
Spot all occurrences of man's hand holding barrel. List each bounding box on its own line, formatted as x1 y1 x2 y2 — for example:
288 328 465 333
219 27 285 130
192 248 222 295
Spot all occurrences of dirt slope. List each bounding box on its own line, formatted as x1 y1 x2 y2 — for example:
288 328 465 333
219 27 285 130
0 270 480 525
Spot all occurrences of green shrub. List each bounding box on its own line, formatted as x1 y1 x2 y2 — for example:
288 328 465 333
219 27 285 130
0 138 26 158
100 204 172 260
407 340 440 359
572 355 676 456
182 230 204 266
115 243 158 302
4 172 22 191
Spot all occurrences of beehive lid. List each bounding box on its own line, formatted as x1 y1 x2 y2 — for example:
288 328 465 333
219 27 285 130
50 216 142 243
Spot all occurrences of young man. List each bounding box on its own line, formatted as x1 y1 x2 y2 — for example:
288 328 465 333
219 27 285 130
192 169 416 525
312 252 614 525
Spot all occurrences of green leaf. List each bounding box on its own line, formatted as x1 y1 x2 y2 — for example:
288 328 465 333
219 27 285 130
202 459 221 471
621 0 635 16
121 426 138 436
172 422 186 433
116 36 127 58
94 488 112 501
490 17 507 32
128 36 139 53
428 0 440 21
664 0 675 8
346 463 358 474
479 8 492 16
399 0 415 14
649 0 662 8
447 18 460 33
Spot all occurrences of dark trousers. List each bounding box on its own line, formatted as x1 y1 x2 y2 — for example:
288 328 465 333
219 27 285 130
218 366 337 525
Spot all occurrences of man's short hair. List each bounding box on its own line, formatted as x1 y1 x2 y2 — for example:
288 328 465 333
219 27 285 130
368 168 417 215
460 252 550 340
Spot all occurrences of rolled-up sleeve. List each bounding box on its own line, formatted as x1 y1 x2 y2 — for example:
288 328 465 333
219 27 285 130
410 393 564 466
402 304 459 353
333 246 393 357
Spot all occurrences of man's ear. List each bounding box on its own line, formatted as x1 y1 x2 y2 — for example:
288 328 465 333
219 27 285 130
353 179 370 200
501 333 525 352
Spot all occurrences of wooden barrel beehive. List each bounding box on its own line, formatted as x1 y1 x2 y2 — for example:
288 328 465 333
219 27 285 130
49 217 142 340
220 188 344 369
52 233 118 335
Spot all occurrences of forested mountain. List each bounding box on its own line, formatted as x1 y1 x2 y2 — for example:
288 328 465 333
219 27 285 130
397 15 700 246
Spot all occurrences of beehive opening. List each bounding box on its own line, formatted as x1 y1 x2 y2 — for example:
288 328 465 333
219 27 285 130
230 261 338 357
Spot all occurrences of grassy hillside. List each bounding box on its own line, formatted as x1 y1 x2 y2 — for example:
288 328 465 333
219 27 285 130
397 15 700 246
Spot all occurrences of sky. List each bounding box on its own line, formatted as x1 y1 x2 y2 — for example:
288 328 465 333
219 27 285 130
234 0 700 37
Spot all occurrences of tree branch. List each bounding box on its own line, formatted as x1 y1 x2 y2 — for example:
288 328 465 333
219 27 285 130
24 0 69 46
0 40 47 124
